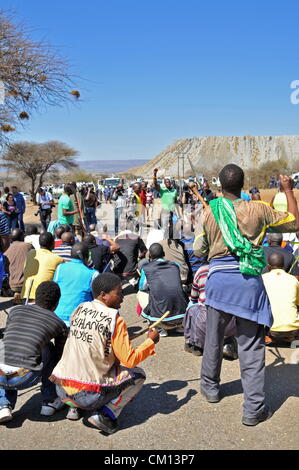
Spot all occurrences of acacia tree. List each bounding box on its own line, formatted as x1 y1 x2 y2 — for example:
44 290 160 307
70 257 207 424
2 140 79 202
0 10 79 147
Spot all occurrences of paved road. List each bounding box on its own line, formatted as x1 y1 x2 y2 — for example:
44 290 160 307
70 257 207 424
1 292 299 450
0 204 299 450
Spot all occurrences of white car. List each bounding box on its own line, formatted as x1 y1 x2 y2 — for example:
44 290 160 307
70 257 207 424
20 192 31 201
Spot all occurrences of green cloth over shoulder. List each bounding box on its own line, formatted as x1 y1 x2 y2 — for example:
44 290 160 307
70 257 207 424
209 197 266 276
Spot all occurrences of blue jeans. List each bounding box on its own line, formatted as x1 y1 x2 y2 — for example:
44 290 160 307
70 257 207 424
6 216 18 232
0 343 58 409
17 213 25 232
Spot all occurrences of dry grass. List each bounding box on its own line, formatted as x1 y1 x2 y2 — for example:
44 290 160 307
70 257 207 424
24 202 57 226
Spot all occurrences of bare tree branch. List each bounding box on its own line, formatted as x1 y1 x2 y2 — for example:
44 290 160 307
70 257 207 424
2 140 79 202
0 10 78 147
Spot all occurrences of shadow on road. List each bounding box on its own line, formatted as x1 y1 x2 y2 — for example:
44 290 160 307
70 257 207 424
4 389 68 429
265 348 299 412
119 380 197 431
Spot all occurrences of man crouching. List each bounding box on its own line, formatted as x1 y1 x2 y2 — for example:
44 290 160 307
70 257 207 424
50 272 160 435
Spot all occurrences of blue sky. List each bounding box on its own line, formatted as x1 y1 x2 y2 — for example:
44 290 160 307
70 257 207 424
5 0 299 161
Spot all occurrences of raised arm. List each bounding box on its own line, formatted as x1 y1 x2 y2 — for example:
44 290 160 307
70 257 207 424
153 168 160 192
280 175 299 231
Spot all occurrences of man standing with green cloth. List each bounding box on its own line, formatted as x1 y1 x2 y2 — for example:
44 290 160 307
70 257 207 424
153 168 178 238
58 185 78 229
194 164 299 426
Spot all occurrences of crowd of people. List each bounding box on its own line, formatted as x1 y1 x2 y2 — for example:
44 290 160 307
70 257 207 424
0 164 299 435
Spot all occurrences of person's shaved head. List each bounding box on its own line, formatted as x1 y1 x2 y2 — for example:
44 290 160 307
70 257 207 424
55 226 66 239
11 228 24 242
83 234 96 245
61 231 75 246
219 164 244 194
71 242 89 262
149 243 165 260
268 252 284 270
267 233 283 246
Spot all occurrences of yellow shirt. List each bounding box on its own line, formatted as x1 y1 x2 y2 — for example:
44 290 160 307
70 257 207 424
262 269 299 331
272 192 288 212
21 249 64 300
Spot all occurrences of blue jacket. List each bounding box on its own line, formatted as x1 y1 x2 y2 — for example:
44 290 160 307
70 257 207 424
53 259 99 326
13 193 26 214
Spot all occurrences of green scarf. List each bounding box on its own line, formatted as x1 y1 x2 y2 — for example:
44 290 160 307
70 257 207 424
209 197 266 276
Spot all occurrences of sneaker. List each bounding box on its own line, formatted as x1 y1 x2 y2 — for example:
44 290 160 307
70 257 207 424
40 398 65 416
158 327 168 337
184 343 195 354
87 411 119 435
242 406 273 426
66 407 80 421
0 406 12 423
192 345 203 357
201 388 221 403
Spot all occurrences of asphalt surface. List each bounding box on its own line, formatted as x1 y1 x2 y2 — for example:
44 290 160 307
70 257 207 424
0 203 299 450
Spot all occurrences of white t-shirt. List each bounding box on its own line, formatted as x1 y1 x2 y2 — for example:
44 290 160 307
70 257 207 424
25 234 40 250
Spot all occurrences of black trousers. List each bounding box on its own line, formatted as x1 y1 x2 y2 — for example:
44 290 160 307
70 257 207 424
40 209 52 230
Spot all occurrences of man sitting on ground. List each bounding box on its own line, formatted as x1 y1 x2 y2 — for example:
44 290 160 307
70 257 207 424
50 273 159 435
139 243 188 337
4 229 33 304
262 232 298 274
53 231 76 261
83 234 119 273
184 259 237 358
21 232 64 302
262 252 299 344
53 242 99 327
24 225 40 251
113 220 147 285
54 226 67 248
0 281 68 423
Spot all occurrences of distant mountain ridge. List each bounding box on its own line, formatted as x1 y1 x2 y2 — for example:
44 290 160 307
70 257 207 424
77 159 148 174
126 135 299 177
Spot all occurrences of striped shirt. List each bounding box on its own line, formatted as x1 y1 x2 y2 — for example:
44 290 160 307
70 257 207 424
52 243 72 261
0 305 68 371
190 263 209 304
0 211 9 235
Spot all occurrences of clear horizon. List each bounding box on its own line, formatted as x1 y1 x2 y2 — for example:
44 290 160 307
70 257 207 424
5 0 299 161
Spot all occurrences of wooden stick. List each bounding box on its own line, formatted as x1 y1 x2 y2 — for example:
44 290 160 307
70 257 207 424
188 183 208 208
129 310 171 340
25 279 34 305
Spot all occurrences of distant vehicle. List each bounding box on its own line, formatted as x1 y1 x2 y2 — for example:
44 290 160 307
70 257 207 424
20 192 30 201
99 177 124 188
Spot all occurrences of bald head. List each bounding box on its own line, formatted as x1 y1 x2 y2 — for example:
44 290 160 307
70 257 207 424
55 226 66 240
61 231 75 246
83 234 96 245
267 233 283 246
149 243 164 260
11 228 24 242
268 252 285 270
